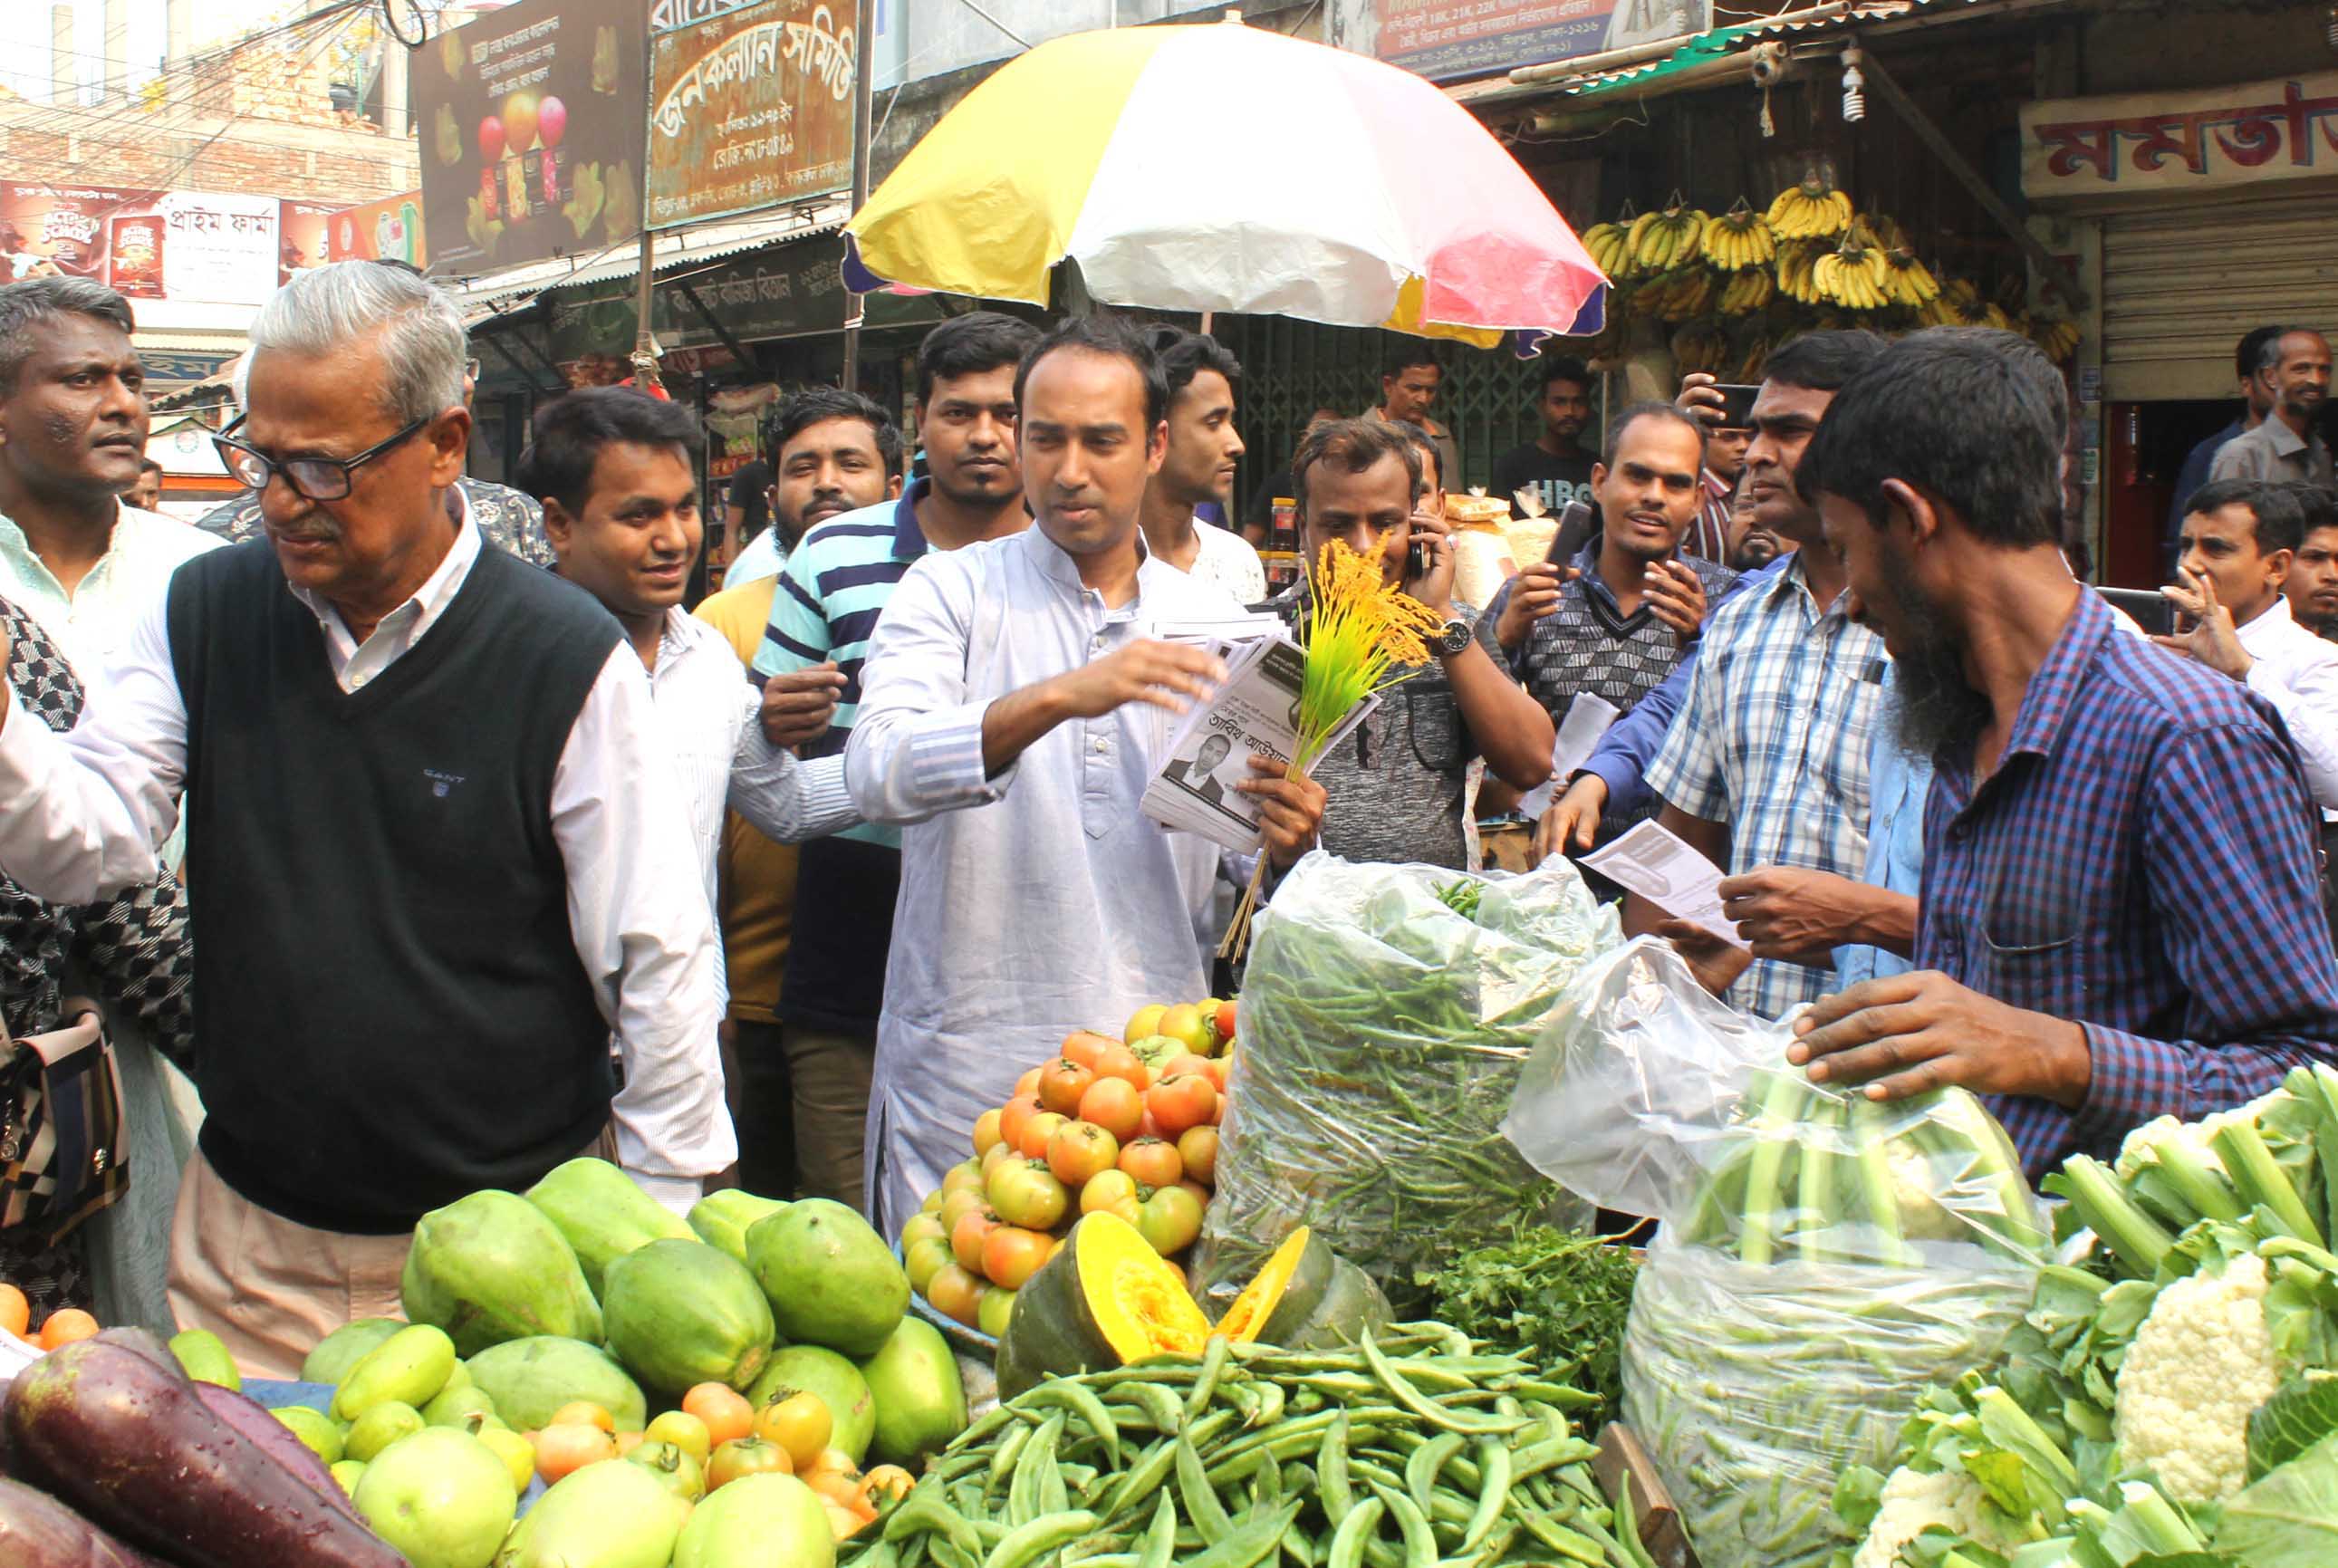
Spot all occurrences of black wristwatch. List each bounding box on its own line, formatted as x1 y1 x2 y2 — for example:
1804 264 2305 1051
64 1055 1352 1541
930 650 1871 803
1435 618 1472 658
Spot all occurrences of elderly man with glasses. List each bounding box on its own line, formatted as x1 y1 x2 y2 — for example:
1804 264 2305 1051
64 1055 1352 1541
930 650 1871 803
197 346 552 565
0 261 789 1377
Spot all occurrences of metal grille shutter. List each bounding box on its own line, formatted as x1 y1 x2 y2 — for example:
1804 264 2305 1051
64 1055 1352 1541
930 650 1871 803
2100 189 2338 401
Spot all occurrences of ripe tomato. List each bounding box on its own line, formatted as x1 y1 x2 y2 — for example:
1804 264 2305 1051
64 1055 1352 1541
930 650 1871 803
1126 1034 1183 1082
535 1422 617 1482
1016 1111 1069 1161
1119 1137 1183 1188
1160 1053 1214 1081
1135 1183 1205 1255
1078 1077 1144 1142
938 1186 988 1234
707 1436 794 1490
904 1236 955 1295
1047 1120 1121 1187
683 1383 755 1446
860 1466 915 1508
1061 1031 1118 1070
939 1159 984 1198
1091 1044 1149 1092
997 1095 1045 1153
645 1409 713 1464
899 1212 946 1252
1037 1058 1096 1116
981 1225 1051 1290
35 1309 98 1351
1177 1124 1219 1186
1155 1004 1216 1057
971 1107 1004 1157
1214 999 1237 1047
1146 1073 1217 1139
926 1263 985 1326
1014 1067 1043 1099
1123 1004 1166 1044
949 1207 1001 1272
755 1390 832 1470
1199 1054 1230 1093
1079 1168 1141 1223
552 1401 616 1434
988 1159 1069 1230
1138 1111 1165 1140
980 1140 1016 1178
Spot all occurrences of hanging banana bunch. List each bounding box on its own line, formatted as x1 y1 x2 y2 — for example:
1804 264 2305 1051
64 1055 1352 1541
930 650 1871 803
1626 194 1708 277
1812 230 1892 312
1669 320 1734 378
1581 218 1631 280
1765 171 1852 240
1775 239 1823 305
1881 247 1941 309
1703 199 1776 272
2030 316 2083 362
1718 267 1775 316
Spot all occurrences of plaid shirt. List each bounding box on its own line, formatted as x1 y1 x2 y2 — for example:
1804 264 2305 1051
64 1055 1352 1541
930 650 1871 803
1689 468 1733 563
1919 589 2338 1180
1646 553 1888 1018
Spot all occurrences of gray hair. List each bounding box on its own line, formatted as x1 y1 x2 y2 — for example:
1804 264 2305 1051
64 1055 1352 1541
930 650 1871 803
249 260 467 424
2257 327 2330 376
0 275 136 394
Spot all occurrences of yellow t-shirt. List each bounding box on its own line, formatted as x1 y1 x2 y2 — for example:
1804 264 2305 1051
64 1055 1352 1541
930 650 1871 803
693 575 795 1026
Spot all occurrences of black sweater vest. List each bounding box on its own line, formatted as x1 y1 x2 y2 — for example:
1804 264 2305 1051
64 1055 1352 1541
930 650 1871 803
168 540 623 1233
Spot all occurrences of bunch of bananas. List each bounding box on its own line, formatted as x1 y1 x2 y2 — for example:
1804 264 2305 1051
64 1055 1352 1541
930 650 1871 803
1881 248 1942 309
1766 175 1852 240
1775 240 1823 305
1625 199 1708 276
1669 321 1734 378
1919 279 2014 330
1718 267 1775 315
1813 239 1893 311
1702 206 1776 271
1581 221 1631 280
1632 269 1716 323
2030 317 2082 361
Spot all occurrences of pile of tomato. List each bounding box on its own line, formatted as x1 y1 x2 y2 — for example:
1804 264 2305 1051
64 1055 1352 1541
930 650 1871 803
900 1001 1236 1337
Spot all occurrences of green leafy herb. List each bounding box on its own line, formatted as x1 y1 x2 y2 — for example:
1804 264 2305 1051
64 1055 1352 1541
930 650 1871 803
1416 1223 1639 1418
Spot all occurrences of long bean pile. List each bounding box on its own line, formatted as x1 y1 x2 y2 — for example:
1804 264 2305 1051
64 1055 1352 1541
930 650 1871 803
846 1323 1658 1568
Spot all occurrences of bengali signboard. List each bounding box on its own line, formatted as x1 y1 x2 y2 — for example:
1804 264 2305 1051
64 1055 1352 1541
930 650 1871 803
1 185 278 304
413 0 647 276
2022 72 2338 200
1327 0 1710 83
647 0 857 229
326 191 429 268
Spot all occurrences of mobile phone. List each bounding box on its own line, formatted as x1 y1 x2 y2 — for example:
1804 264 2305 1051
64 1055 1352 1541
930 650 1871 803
1405 537 1428 582
1712 383 1760 430
1544 500 1596 566
2096 586 2175 638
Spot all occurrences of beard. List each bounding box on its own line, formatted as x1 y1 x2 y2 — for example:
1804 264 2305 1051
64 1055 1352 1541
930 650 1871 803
1879 548 1994 762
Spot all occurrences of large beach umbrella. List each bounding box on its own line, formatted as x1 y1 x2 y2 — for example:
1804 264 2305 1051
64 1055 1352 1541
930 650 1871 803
843 20 1607 341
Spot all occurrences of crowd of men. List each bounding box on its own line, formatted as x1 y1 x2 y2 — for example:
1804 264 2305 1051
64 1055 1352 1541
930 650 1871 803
1 257 2334 1372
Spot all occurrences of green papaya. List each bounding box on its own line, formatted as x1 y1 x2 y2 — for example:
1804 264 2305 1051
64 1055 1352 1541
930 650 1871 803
687 1190 786 1267
744 1198 908 1357
523 1158 694 1299
746 1345 875 1467
335 1323 457 1420
856 1319 968 1467
465 1335 648 1434
302 1318 405 1386
601 1238 775 1396
402 1189 601 1357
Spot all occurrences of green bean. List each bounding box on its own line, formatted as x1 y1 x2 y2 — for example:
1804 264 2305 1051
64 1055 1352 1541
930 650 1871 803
1327 1497 1387 1568
1006 1412 1063 1527
1177 1435 1235 1545
1458 1438 1509 1554
1365 1480 1437 1568
883 1487 985 1563
1179 1499 1304 1568
1252 1456 1283 1509
1095 1437 1179 1525
1187 1335 1233 1417
1358 1329 1528 1437
1511 1510 1608 1567
981 1509 1098 1568
928 1537 977 1568
951 1405 1017 1452
1104 1380 1185 1436
1023 1379 1122 1467
1133 1494 1178 1568
1319 1412 1356 1528
1405 1433 1465 1515
986 1418 1034 1496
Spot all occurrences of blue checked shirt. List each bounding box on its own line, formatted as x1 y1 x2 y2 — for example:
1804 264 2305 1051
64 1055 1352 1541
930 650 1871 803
1646 553 1888 1019
1919 588 2338 1181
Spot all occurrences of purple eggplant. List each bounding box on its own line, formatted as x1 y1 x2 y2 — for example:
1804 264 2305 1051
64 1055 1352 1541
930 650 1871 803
2 1336 400 1568
190 1381 362 1523
0 1477 171 1568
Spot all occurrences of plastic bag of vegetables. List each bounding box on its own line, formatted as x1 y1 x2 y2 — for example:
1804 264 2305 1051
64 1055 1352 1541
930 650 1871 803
1191 851 1617 1313
1506 938 2046 1568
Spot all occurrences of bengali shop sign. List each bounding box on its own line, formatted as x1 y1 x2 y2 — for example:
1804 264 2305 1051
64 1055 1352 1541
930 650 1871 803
647 0 857 229
2022 72 2338 198
1 184 278 303
1328 0 1709 83
413 0 647 274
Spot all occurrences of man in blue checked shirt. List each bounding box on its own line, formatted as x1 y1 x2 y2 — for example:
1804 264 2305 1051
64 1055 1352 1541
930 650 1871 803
1787 327 2338 1181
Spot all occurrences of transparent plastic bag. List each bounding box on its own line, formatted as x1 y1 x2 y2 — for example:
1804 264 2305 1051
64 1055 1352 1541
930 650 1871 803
1193 851 1620 1312
1505 938 2046 1568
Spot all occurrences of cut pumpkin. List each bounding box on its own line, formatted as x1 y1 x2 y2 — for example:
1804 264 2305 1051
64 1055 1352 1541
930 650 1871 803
1213 1227 1392 1352
1217 1227 1321 1344
994 1213 1209 1400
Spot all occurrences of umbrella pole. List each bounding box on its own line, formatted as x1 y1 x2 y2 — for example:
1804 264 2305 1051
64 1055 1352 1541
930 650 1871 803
841 0 876 393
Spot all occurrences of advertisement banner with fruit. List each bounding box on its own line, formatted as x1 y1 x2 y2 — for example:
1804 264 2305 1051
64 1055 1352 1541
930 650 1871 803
646 0 858 230
0 183 156 285
1326 0 1713 83
413 0 646 276
326 191 428 270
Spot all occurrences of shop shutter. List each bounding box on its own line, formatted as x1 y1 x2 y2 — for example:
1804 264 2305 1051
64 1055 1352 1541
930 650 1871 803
2100 189 2338 401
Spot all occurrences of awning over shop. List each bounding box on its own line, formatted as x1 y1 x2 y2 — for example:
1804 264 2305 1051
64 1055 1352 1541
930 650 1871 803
136 329 246 408
448 205 853 319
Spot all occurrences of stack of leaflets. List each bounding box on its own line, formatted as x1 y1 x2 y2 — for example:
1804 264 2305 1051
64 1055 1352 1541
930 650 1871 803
1140 630 1376 854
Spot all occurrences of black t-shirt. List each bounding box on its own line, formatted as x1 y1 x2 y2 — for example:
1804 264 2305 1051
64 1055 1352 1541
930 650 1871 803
725 461 773 543
1490 442 1594 515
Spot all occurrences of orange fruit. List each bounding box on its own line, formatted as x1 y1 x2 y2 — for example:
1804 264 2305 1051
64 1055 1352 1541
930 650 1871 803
38 1308 99 1351
682 1382 755 1446
0 1284 29 1339
550 1400 615 1434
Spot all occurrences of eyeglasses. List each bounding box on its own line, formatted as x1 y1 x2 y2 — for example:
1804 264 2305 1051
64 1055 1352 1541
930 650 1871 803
213 414 432 503
465 357 482 381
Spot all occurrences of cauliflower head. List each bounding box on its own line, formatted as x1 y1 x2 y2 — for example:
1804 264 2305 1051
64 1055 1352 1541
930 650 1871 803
1853 1466 1995 1568
2113 1251 2282 1505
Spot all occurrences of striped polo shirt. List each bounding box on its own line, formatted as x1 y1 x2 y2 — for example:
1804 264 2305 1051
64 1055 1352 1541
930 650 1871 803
752 479 932 850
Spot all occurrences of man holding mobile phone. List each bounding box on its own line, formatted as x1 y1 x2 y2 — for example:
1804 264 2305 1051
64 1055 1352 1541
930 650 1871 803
1265 418 1553 870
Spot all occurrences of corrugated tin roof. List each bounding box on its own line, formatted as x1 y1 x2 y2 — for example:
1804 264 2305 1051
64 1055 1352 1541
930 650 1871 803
449 206 850 316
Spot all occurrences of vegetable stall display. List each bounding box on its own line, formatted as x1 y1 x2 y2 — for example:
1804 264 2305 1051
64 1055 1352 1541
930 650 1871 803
1508 939 2045 1568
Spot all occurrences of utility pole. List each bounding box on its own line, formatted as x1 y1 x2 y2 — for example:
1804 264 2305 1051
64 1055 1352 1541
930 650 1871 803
840 0 874 393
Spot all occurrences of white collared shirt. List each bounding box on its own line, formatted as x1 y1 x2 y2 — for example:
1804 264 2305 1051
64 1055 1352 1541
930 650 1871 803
0 492 736 1211
0 503 225 673
2237 594 2338 817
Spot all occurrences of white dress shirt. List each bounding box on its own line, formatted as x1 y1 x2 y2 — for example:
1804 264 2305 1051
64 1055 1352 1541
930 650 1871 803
0 503 225 672
845 525 1244 1232
2237 594 2338 817
1186 520 1267 605
0 494 735 1211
